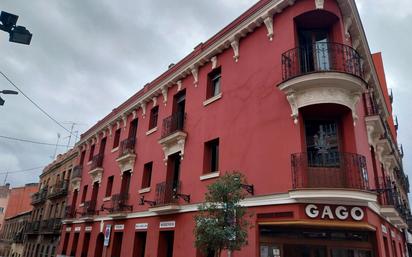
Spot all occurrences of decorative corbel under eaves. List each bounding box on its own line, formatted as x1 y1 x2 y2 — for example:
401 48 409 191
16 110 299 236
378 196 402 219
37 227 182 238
211 56 218 69
344 17 353 40
230 39 240 62
191 66 199 87
140 102 147 118
116 121 120 130
263 15 274 41
107 125 112 137
132 110 137 120
177 80 183 91
122 115 127 130
161 86 168 105
315 0 324 9
152 96 157 107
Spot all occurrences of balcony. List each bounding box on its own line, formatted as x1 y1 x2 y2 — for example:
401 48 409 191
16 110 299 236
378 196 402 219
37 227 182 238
292 152 369 190
89 153 104 184
31 188 48 205
149 181 189 213
378 177 409 227
13 232 23 243
116 137 137 174
38 219 62 234
25 221 40 235
48 180 69 200
80 200 97 220
102 193 132 218
278 42 366 123
289 151 377 202
158 112 187 162
71 165 82 191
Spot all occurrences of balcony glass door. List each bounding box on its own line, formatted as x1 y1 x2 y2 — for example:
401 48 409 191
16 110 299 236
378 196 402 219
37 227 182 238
298 30 330 72
305 120 340 167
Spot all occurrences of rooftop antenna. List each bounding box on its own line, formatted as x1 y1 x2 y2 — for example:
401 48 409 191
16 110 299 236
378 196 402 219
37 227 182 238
3 172 7 185
52 133 61 159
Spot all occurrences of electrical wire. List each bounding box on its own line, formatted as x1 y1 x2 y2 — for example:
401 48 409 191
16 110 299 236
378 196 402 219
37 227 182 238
0 70 79 139
0 166 45 175
0 135 73 147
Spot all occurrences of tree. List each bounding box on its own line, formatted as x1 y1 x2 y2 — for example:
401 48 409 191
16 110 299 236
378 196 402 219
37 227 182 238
194 172 250 257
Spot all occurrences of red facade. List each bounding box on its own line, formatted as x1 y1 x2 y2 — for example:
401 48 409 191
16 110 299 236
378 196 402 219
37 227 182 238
55 1 410 257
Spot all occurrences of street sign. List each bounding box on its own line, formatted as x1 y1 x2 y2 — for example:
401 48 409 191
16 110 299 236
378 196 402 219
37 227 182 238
104 225 111 246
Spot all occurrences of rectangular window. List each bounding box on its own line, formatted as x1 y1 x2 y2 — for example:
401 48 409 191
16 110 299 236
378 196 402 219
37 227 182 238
203 138 219 174
113 129 121 148
81 185 88 204
88 145 95 162
142 162 153 188
80 150 86 165
106 176 114 197
149 106 159 130
129 118 139 138
207 68 221 99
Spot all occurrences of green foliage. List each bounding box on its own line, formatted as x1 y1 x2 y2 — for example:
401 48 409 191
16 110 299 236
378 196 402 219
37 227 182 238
194 172 250 257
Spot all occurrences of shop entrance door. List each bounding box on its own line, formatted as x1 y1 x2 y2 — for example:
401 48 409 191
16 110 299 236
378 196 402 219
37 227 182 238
283 245 326 257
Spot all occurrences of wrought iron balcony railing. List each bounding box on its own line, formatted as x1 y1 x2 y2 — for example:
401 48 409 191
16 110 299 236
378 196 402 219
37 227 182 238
90 153 104 170
291 152 369 190
281 42 363 82
377 176 410 218
31 188 48 205
363 91 379 116
161 112 186 138
48 180 69 199
81 200 97 217
118 137 136 158
25 221 40 234
71 165 82 179
154 180 190 206
101 193 132 213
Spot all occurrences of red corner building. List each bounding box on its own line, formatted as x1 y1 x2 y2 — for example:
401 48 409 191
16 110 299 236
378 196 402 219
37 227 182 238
56 0 411 257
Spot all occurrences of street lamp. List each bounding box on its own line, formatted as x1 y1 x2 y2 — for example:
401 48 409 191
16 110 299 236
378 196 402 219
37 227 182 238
0 11 32 45
0 90 19 106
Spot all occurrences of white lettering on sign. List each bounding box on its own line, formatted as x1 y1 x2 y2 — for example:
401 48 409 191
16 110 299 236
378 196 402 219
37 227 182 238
305 204 364 221
66 227 71 232
160 221 176 228
114 224 124 231
135 223 148 230
85 226 92 232
74 227 81 232
381 225 388 234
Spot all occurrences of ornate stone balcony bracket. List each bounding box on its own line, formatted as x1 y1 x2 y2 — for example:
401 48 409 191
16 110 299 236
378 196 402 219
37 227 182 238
279 73 366 125
263 14 274 41
158 131 187 165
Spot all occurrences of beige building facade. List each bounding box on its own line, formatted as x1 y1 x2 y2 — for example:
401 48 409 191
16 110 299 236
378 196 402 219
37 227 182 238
24 149 77 257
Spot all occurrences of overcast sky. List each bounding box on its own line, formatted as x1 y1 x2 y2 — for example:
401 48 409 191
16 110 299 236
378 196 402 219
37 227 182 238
1 0 411 189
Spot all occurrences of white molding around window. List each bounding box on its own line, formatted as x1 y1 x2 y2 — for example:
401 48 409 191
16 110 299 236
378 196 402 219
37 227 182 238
200 171 220 181
138 187 151 194
203 93 222 107
145 127 158 136
79 203 84 207
111 147 119 153
87 161 92 166
103 196 111 202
